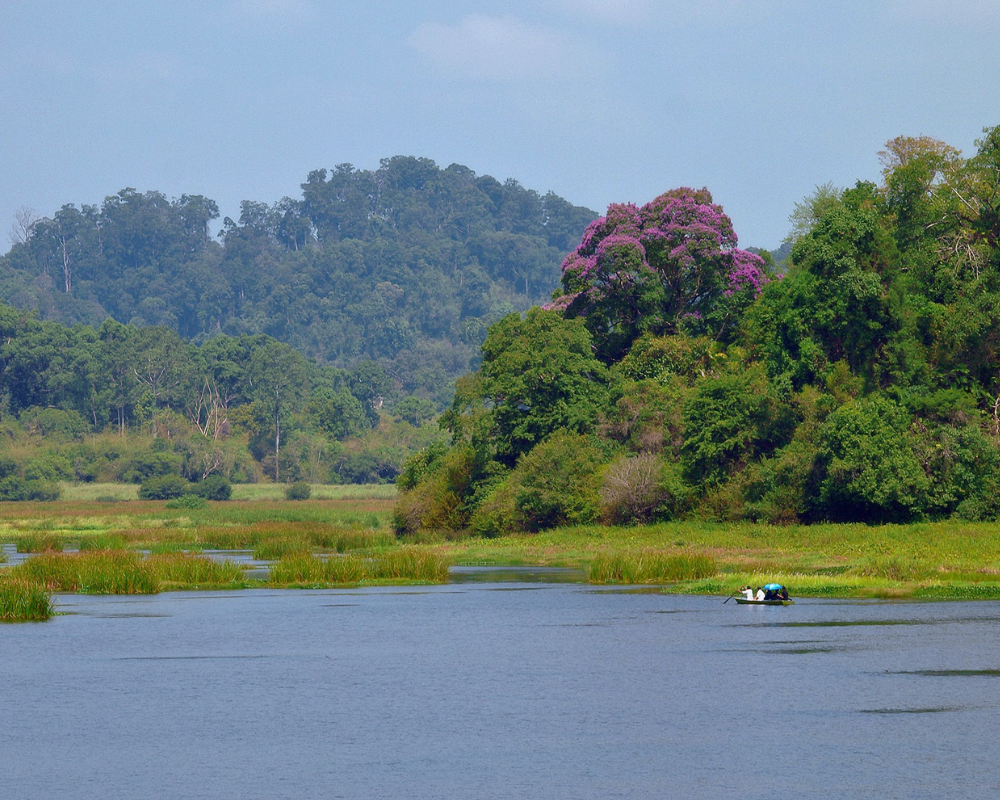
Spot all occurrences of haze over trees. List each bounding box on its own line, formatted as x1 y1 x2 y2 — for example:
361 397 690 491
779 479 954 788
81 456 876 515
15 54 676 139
397 126 1000 533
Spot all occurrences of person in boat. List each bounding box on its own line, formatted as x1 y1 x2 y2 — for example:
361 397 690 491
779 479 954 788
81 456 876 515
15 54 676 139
755 586 766 601
741 585 754 601
780 587 789 601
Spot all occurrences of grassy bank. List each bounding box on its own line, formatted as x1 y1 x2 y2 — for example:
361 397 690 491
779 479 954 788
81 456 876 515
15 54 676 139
6 496 1000 604
429 519 1000 599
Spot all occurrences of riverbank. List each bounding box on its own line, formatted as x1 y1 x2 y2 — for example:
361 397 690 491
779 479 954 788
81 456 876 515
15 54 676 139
4 495 1000 616
432 519 1000 600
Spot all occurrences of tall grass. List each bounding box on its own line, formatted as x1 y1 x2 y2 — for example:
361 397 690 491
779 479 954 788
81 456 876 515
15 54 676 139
0 577 54 621
230 484 397 501
270 548 450 585
149 553 246 587
12 551 160 594
589 550 718 584
252 536 313 560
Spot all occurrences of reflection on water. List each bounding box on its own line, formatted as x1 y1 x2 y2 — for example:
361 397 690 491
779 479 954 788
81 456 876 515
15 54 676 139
4 587 1000 798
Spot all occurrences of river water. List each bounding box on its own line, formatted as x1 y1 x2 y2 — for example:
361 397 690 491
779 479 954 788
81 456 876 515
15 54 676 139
3 581 1000 799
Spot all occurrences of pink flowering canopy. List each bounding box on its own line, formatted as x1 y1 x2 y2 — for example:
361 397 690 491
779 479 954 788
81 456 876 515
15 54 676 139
548 187 767 361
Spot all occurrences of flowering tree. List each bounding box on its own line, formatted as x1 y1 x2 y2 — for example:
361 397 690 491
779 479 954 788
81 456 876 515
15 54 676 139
549 187 767 361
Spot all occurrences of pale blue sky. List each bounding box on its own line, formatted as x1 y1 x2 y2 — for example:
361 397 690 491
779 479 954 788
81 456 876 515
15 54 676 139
3 0 999 251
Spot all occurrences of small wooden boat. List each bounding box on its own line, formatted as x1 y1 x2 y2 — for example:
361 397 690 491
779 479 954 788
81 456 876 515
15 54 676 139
734 597 794 605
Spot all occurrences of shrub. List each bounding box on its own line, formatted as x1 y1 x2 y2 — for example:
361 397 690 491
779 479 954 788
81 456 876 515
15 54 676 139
166 494 207 509
814 394 926 522
601 454 674 525
24 454 73 482
285 481 312 500
0 477 60 502
470 432 604 534
191 474 232 501
138 474 190 500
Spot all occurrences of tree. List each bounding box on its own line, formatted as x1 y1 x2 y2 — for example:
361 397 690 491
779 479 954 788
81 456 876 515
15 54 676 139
473 308 608 468
248 340 310 482
553 188 767 361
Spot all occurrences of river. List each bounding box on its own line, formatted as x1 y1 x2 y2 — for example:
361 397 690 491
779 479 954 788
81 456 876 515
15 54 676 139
3 580 1000 798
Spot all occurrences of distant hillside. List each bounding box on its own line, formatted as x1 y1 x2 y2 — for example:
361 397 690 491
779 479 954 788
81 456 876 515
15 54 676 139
0 157 597 404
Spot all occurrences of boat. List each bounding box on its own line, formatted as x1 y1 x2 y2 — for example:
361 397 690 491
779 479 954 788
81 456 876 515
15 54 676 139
733 582 793 605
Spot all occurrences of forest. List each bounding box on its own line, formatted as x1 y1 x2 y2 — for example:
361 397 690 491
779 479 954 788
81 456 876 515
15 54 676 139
395 126 1000 533
1 156 596 406
0 158 596 497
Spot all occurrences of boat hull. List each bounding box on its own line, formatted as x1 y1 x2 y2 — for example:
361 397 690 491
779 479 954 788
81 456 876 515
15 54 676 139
734 598 794 605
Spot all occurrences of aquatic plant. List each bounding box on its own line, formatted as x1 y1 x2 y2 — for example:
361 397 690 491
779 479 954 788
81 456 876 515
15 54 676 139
589 550 717 584
252 536 312 560
12 551 160 594
269 548 449 585
149 553 245 587
0 577 54 621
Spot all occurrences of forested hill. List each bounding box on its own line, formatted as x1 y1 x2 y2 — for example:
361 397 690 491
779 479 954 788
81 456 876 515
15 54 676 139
0 157 597 405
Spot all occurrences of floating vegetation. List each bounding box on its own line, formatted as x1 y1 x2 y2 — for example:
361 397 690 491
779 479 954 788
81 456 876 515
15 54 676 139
589 550 717 584
0 577 54 622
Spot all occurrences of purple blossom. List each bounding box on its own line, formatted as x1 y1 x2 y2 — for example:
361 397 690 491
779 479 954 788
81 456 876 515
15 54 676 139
725 249 767 296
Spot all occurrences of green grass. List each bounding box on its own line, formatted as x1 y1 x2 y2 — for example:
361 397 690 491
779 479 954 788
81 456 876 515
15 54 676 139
12 551 160 594
589 550 718 583
269 548 450 586
252 536 313 560
229 484 397 501
0 577 54 621
59 482 140 501
149 553 247 588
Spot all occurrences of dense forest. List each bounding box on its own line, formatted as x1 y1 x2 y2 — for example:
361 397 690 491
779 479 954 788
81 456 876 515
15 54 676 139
396 127 1000 533
1 156 596 406
0 158 600 496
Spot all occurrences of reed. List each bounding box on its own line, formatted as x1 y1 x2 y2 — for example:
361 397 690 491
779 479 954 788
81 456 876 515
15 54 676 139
589 550 718 584
149 553 246 587
0 577 54 621
12 551 160 594
328 527 396 552
77 534 129 551
13 533 65 553
252 536 313 560
269 548 450 585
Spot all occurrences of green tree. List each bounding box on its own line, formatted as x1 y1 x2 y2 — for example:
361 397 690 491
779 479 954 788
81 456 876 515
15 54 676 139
474 308 609 468
248 340 310 482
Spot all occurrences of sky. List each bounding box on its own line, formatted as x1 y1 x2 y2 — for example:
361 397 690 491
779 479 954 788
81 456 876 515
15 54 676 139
2 0 999 252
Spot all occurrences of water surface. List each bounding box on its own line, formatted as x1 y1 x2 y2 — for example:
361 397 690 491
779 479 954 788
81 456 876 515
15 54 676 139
3 585 999 798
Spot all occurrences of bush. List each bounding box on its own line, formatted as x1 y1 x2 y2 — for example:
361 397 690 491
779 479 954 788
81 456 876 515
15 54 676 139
0 477 60 501
285 481 312 500
166 494 207 509
600 454 685 525
470 432 604 534
190 474 232 501
814 394 926 522
138 474 190 500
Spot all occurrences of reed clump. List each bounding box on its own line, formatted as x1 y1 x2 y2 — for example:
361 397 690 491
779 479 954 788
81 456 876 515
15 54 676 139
270 548 450 585
589 550 718 584
12 551 160 594
14 533 65 553
149 553 246 587
252 536 313 560
0 577 54 621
